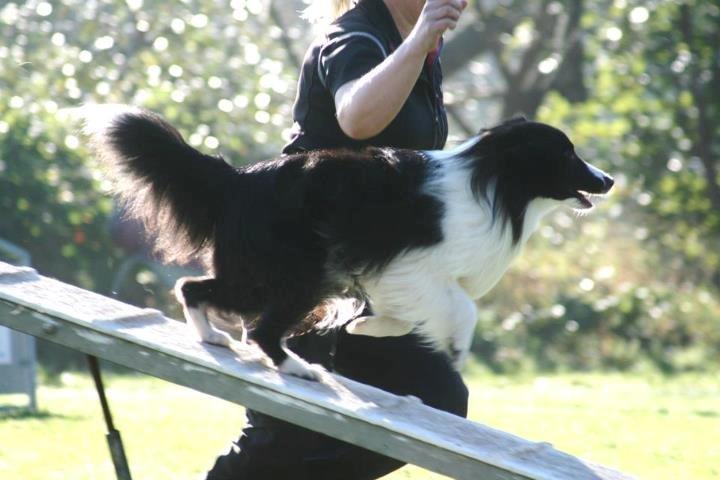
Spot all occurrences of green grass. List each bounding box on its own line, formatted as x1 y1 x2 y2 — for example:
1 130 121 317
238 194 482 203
1 370 718 479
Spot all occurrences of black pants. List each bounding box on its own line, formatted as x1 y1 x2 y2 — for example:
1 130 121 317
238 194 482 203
205 328 469 480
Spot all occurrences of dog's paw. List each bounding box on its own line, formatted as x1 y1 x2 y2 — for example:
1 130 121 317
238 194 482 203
199 328 234 348
278 354 325 381
449 346 469 372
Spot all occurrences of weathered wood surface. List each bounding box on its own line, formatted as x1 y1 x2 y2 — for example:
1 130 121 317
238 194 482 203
0 261 635 480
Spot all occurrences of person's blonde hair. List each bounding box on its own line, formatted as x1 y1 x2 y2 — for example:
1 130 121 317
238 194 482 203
302 0 355 24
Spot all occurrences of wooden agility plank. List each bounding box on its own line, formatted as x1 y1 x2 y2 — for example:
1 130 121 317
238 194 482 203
0 261 635 480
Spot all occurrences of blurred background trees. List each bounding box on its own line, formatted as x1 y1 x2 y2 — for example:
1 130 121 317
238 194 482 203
1 0 718 374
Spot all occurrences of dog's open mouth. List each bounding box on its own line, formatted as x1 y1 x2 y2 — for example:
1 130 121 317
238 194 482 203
573 190 596 209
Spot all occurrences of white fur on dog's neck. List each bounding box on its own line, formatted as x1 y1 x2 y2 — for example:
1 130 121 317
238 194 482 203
356 152 562 356
427 135 482 162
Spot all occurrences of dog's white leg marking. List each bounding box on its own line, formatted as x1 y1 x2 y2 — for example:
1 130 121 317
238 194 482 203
449 290 478 371
174 278 234 347
182 303 234 347
207 309 249 344
278 347 325 381
345 315 414 337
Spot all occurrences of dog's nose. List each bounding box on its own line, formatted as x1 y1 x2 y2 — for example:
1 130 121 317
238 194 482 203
602 176 614 193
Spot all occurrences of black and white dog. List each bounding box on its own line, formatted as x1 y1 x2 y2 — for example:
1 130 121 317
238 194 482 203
85 106 613 380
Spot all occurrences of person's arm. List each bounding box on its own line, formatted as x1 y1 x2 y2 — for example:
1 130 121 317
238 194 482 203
335 0 467 140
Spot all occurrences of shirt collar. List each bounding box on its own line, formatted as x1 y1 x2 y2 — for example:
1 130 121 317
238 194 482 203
356 0 404 51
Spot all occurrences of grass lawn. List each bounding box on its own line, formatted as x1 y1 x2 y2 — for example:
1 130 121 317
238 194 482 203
1 369 718 479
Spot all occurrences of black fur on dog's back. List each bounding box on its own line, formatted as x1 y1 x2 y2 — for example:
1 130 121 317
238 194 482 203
234 148 445 274
94 109 444 271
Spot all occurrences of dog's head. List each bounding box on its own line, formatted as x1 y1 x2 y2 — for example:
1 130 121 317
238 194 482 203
469 117 614 241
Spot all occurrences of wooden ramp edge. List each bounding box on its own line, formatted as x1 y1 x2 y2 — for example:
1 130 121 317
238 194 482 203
0 261 635 480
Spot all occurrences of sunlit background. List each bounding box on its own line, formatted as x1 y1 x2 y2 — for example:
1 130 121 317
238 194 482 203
1 0 718 479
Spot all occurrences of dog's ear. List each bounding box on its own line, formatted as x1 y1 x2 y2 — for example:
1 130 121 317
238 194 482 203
497 115 529 132
478 115 529 135
504 114 529 125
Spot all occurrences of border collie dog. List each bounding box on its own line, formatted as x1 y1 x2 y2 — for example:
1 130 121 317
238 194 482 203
85 106 613 380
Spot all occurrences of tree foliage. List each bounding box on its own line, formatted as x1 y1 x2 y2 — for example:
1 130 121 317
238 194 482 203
1 0 718 372
443 0 720 371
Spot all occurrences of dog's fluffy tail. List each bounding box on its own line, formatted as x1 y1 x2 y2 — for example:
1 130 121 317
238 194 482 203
82 105 237 264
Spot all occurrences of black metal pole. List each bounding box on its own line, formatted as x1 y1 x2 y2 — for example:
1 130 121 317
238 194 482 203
86 355 133 480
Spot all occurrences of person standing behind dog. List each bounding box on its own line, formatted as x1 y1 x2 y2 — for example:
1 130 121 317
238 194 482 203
205 0 468 478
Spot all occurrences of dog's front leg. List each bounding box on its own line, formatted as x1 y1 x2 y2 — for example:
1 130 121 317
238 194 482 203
448 292 478 371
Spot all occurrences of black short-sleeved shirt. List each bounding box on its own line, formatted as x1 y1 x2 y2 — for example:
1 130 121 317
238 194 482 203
282 0 448 154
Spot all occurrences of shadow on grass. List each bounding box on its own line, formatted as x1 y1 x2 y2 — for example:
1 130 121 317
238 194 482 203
0 407 82 421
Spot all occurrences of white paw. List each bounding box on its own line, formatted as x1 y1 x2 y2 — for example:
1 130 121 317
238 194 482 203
278 353 324 381
197 327 234 347
345 316 414 337
450 347 469 372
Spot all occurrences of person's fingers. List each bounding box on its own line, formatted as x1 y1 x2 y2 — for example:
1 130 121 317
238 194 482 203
437 5 462 21
425 1 464 23
434 18 459 32
412 0 467 52
447 0 468 11
426 0 467 14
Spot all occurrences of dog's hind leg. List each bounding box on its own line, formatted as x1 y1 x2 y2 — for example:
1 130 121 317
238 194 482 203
175 276 235 347
250 299 325 381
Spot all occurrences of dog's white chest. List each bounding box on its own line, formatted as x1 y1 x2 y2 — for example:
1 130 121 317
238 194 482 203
428 169 519 298
443 227 519 299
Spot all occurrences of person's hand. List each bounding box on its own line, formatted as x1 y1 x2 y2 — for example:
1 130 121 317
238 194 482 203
407 0 468 54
